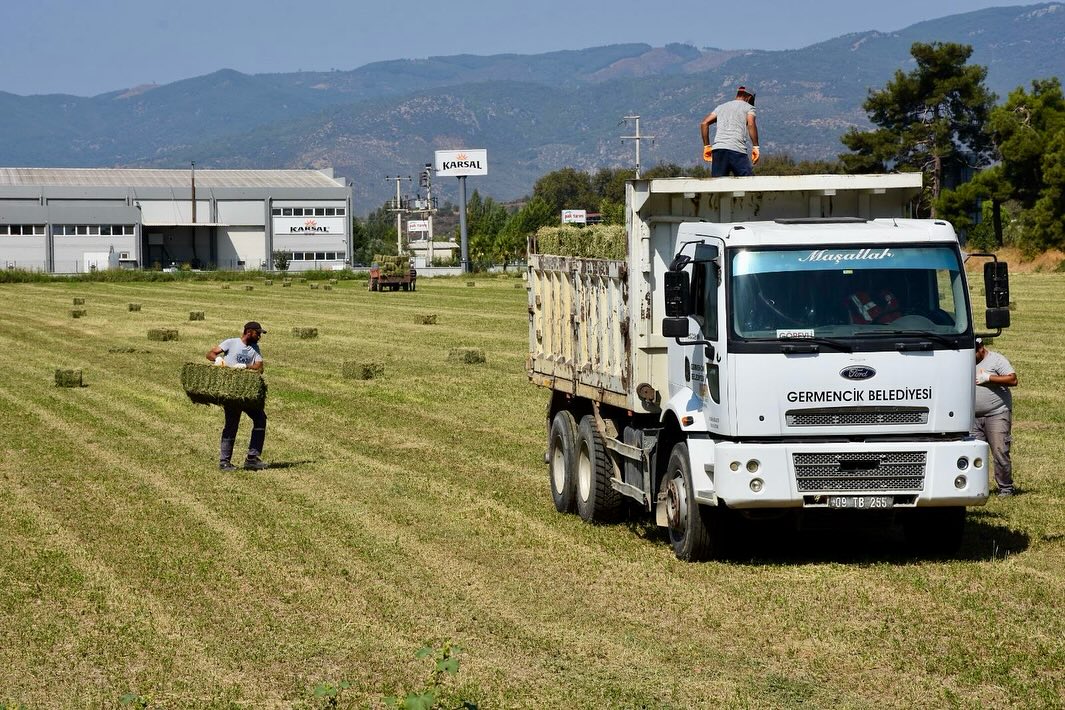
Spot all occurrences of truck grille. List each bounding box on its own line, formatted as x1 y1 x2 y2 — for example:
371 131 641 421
786 407 928 427
792 451 926 492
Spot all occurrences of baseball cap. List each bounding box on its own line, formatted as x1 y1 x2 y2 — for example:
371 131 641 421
244 321 267 333
737 85 754 96
975 337 983 346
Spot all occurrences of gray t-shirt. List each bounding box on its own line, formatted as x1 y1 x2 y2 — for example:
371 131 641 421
218 337 262 368
974 350 1014 416
711 99 756 153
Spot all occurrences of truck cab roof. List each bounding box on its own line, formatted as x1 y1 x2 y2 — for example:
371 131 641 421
680 218 959 248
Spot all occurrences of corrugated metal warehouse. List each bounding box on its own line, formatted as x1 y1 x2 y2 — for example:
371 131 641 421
0 167 352 273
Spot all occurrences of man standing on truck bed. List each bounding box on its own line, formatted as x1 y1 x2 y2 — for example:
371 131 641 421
700 85 760 177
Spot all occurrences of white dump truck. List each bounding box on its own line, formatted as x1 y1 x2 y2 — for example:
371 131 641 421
527 174 1012 560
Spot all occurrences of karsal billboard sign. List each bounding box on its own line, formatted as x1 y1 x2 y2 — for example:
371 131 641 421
435 149 488 177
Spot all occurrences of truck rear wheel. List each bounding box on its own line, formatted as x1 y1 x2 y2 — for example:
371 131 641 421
575 415 622 523
663 442 719 561
548 410 578 514
902 506 965 557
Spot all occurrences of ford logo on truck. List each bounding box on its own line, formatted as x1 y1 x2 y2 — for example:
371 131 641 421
840 365 876 381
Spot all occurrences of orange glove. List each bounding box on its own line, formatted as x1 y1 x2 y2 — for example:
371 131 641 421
751 146 761 165
702 145 713 163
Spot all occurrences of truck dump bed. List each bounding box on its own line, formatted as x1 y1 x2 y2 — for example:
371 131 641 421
527 174 924 413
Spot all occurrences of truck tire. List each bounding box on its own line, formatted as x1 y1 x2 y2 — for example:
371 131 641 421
575 414 622 523
548 410 578 513
663 442 719 561
902 506 965 557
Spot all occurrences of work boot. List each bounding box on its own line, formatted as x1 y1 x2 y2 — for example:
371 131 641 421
243 456 268 471
219 460 238 472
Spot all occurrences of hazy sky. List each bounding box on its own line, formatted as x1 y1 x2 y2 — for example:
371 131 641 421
0 0 1042 96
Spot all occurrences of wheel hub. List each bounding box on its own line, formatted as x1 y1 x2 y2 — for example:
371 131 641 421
665 475 688 532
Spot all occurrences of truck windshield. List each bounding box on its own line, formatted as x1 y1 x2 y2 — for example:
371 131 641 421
730 245 969 341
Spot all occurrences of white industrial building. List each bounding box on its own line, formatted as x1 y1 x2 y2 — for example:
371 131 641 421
0 167 352 273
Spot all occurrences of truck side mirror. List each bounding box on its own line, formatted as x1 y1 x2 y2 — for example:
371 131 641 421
984 261 1009 309
662 317 690 338
986 307 1011 330
664 270 690 317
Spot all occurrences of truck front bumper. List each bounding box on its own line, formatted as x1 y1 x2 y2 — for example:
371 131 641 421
688 438 990 509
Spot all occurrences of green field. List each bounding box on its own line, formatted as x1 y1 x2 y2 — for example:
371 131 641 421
0 274 1062 708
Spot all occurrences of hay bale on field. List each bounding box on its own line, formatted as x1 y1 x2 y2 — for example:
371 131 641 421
514 282 524 289
447 347 486 364
189 311 205 321
128 303 141 312
328 278 338 285
466 281 476 287
341 361 384 380
221 284 230 290
292 327 318 339
70 309 86 318
148 328 178 341
535 224 627 260
181 362 267 408
73 297 85 305
323 284 332 291
310 283 319 290
264 279 273 286
244 285 254 291
416 314 438 325
282 281 292 287
55 369 82 387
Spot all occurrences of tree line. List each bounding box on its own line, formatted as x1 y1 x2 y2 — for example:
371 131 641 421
352 41 1063 263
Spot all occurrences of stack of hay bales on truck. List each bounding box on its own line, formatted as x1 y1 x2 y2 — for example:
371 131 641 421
368 254 417 292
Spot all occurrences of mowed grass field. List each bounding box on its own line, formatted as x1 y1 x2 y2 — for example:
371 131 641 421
0 273 1063 709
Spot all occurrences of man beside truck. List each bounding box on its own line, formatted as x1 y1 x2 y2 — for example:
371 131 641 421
972 338 1018 497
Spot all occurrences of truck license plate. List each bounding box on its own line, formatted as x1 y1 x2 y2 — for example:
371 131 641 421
827 495 893 509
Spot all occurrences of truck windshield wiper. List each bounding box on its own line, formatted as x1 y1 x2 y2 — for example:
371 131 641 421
766 336 853 353
852 330 960 348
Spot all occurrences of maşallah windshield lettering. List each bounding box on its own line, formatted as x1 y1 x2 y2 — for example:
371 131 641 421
798 248 894 264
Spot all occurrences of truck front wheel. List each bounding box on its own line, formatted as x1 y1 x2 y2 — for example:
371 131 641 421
575 415 622 523
548 410 578 514
663 442 719 561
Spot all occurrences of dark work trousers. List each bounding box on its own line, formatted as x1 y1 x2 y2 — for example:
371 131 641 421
711 148 754 177
220 405 267 463
971 410 1013 492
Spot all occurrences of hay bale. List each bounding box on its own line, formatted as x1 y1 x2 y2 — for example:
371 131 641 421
447 347 486 364
148 328 178 341
323 284 333 291
329 278 338 285
310 283 319 290
73 297 85 305
128 303 141 312
514 282 524 289
221 284 231 290
416 314 438 325
181 362 267 408
244 285 254 291
466 281 476 287
342 361 384 380
189 311 205 321
264 279 273 286
55 369 82 387
292 327 318 339
70 309 86 318
373 254 408 277
282 281 292 287
535 224 627 260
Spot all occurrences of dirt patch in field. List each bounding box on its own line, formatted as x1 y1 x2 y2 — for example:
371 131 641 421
965 248 1065 273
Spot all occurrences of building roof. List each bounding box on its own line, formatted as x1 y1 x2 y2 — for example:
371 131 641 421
0 167 345 189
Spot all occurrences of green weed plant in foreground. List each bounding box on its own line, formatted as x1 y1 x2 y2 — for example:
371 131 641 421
0 274 1062 707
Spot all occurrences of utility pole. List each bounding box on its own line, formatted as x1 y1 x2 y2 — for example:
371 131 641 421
621 115 654 179
419 164 435 266
385 175 411 254
190 161 196 223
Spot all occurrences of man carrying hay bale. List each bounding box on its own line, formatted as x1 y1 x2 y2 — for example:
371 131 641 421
205 321 269 471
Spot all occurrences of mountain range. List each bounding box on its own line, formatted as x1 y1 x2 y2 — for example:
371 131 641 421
1 3 1063 212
